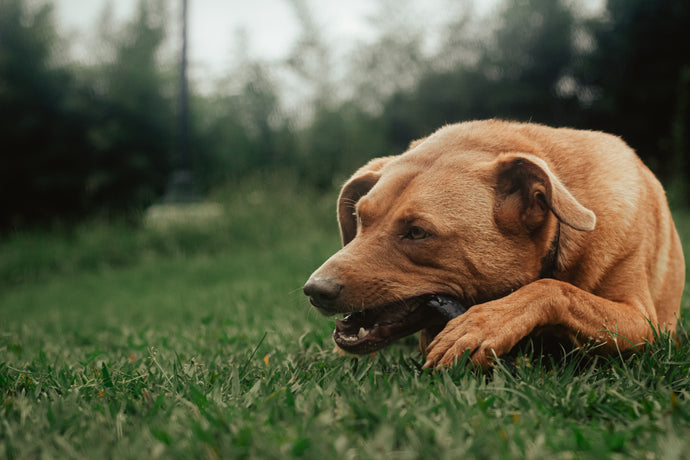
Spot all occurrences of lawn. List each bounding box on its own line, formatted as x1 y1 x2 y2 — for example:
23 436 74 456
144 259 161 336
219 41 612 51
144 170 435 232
2 175 690 459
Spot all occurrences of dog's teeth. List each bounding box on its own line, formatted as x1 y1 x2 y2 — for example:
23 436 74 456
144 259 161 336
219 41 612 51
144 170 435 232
357 327 369 339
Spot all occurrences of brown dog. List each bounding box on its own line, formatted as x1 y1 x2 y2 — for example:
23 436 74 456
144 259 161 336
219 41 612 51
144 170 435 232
304 120 685 369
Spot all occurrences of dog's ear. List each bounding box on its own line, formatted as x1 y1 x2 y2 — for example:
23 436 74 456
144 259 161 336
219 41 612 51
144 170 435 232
338 157 392 245
494 153 596 232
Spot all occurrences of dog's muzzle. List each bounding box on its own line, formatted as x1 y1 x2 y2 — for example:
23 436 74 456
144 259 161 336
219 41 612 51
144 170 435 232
304 273 468 354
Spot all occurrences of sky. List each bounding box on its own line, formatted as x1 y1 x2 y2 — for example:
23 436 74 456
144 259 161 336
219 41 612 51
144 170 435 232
54 0 386 88
53 1 522 89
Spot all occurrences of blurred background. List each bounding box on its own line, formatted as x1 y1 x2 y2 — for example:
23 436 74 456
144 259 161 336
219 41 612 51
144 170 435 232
1 0 689 231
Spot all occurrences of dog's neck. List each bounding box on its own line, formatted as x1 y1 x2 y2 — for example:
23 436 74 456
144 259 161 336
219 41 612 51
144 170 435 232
538 221 561 279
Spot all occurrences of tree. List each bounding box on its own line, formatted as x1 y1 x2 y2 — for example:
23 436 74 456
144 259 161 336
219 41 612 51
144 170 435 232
380 0 580 150
0 0 92 228
577 0 690 195
346 0 430 113
85 0 174 212
478 0 578 123
285 0 334 110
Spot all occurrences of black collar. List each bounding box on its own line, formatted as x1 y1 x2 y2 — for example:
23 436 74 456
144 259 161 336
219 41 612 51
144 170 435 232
538 222 561 279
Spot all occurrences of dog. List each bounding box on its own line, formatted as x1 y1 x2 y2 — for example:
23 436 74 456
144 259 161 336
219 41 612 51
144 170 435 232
303 120 685 369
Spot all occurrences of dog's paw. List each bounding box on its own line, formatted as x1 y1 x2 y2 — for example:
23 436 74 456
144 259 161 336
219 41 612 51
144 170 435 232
422 304 529 369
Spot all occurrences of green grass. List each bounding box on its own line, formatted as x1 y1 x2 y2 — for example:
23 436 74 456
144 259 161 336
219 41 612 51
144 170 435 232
1 175 690 459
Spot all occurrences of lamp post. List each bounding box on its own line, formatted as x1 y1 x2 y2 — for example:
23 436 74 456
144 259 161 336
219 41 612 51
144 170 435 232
163 0 197 203
147 0 223 228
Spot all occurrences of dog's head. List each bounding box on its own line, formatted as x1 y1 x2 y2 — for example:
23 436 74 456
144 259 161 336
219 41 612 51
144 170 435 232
304 123 596 354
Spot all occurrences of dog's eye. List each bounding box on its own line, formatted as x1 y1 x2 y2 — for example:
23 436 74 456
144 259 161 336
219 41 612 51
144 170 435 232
404 226 429 240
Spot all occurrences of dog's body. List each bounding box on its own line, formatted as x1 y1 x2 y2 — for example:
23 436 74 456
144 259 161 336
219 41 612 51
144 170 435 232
304 120 685 368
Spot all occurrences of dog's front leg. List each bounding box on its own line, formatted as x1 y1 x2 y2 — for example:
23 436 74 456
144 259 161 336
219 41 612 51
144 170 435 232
423 279 656 369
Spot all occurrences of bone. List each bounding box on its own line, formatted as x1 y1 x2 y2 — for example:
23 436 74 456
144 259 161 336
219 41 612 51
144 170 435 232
426 295 467 321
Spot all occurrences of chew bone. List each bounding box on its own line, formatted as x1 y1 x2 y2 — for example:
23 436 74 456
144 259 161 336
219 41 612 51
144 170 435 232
426 295 467 321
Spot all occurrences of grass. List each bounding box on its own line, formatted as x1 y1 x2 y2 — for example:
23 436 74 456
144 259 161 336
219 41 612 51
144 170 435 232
1 173 690 459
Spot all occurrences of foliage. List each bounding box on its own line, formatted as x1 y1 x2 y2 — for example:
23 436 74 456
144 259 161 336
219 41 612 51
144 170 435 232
1 0 689 231
1 179 689 458
191 62 295 189
0 0 172 229
576 0 690 187
0 0 92 228
84 0 174 213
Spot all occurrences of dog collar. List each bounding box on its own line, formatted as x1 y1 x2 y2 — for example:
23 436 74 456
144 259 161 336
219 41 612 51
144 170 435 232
538 221 561 279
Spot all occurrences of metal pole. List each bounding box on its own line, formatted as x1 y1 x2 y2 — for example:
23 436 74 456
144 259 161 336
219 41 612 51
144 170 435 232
178 0 190 170
163 0 197 203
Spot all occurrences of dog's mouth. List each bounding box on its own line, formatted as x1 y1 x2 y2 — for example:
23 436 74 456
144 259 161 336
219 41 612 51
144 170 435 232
333 295 467 354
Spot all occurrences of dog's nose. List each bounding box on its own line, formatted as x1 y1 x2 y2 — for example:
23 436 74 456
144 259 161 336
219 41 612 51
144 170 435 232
303 276 343 307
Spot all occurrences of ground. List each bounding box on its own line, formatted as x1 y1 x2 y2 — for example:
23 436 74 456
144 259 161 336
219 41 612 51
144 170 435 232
2 175 690 459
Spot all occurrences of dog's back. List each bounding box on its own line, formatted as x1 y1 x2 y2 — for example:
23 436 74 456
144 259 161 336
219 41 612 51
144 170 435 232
429 120 684 330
